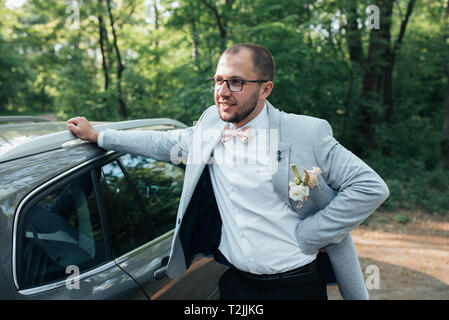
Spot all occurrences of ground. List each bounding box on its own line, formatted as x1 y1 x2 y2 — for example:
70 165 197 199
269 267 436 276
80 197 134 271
327 209 449 300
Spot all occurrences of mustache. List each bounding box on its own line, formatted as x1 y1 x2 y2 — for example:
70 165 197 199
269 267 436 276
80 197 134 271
218 98 236 104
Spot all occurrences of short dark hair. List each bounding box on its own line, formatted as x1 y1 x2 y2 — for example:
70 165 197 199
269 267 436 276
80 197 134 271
222 43 275 81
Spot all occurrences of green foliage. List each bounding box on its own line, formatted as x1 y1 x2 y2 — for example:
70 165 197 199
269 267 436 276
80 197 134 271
394 214 410 224
0 36 32 111
379 168 449 214
1 0 449 214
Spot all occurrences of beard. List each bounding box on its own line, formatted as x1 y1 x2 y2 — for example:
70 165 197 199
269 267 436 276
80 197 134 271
217 87 261 124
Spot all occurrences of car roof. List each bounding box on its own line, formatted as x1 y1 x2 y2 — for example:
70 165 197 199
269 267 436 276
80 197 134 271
0 118 187 163
0 118 188 217
0 116 51 124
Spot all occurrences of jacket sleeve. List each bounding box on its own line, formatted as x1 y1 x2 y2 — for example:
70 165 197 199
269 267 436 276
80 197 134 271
98 127 193 164
296 120 390 255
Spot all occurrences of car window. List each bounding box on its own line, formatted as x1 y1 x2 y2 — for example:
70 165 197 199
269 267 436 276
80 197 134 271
99 159 155 257
119 154 184 237
16 171 107 289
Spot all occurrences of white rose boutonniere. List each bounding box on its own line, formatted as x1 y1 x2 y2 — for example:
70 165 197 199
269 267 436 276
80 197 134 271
289 164 322 208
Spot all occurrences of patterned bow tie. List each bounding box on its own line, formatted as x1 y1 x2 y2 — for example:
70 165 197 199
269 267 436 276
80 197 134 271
221 125 254 143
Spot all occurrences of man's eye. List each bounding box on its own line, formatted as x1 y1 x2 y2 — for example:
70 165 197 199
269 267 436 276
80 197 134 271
229 79 242 86
215 78 224 85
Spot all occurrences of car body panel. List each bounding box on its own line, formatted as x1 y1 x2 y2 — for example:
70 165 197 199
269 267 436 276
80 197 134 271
115 230 226 300
0 119 225 300
16 261 146 300
149 257 227 300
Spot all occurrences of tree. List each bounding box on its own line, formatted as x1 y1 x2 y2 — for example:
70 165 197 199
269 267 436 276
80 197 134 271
442 0 449 169
357 0 394 154
106 0 127 118
354 0 415 156
198 0 230 52
97 1 110 92
384 0 416 125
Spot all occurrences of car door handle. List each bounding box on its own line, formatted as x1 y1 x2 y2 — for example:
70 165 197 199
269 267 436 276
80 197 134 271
153 256 169 280
154 265 167 280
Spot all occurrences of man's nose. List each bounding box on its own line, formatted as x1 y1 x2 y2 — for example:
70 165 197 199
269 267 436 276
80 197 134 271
218 81 231 96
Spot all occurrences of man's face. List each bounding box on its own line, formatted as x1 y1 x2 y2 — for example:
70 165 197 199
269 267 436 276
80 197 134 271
214 50 265 127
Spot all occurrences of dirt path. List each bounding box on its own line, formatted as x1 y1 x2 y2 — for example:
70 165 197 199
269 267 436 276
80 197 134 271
327 210 449 300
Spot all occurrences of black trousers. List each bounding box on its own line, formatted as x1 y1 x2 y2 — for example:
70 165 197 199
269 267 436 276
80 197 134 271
218 260 328 300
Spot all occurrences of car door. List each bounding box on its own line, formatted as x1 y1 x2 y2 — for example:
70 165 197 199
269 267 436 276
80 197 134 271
106 154 226 300
14 165 146 299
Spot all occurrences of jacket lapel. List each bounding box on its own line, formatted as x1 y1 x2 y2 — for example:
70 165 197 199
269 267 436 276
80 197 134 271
177 108 224 218
267 101 292 208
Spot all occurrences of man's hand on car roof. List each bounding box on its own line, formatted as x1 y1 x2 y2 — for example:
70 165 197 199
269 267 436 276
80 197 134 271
67 117 99 143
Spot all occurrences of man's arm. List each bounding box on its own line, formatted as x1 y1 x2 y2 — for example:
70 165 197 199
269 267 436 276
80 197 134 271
296 120 390 255
67 116 192 163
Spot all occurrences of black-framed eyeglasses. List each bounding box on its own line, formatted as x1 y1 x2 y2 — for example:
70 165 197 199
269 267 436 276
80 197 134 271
209 76 269 92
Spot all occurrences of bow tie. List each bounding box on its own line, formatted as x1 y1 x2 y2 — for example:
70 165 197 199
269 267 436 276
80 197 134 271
221 125 254 143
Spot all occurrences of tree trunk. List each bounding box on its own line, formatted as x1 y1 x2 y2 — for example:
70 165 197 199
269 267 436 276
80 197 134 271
384 0 416 124
443 79 449 169
106 0 127 118
357 0 393 155
191 17 200 69
153 0 159 31
153 0 159 53
381 0 415 156
442 0 449 169
345 0 364 66
199 0 227 52
98 14 110 91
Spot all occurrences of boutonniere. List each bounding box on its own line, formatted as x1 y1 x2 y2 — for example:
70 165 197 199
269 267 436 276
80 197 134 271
288 164 322 208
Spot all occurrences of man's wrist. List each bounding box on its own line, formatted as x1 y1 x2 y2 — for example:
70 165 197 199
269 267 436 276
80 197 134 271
96 131 105 147
90 131 99 144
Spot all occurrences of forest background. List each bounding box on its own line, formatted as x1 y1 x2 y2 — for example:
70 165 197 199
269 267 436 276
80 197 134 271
1 0 449 216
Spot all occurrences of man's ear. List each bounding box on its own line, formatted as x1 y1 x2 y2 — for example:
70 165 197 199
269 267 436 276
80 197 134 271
261 81 274 99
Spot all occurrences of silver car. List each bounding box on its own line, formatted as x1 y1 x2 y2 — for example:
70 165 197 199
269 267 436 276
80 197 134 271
0 116 226 299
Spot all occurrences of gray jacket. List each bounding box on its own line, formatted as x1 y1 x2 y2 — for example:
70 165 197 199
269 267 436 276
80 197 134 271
100 101 390 300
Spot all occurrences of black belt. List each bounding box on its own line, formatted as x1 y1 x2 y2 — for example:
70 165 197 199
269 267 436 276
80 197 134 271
231 259 320 290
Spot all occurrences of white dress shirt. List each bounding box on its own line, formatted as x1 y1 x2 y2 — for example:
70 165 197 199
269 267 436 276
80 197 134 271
209 102 317 275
